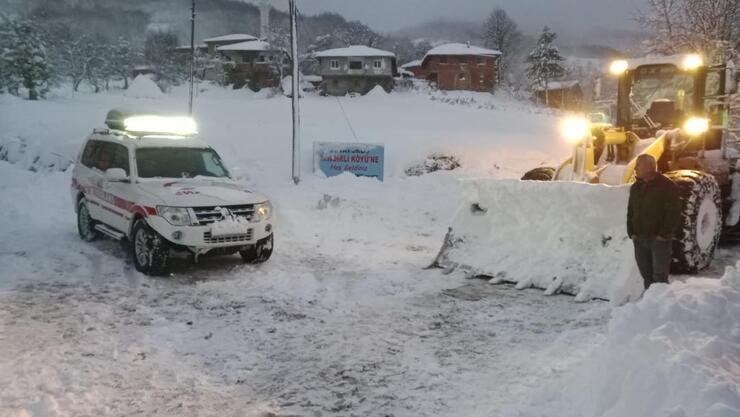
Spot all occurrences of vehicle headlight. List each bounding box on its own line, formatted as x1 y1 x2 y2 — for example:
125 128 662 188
683 117 710 136
157 206 192 226
561 116 591 143
254 202 273 222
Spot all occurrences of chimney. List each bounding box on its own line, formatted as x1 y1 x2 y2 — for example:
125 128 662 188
466 41 471 48
258 0 271 40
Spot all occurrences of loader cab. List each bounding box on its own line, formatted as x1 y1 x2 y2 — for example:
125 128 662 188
616 63 701 138
614 55 735 155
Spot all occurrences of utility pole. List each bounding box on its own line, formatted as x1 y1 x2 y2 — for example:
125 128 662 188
289 0 301 184
188 0 196 114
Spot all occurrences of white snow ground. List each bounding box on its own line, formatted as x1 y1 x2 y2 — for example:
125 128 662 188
0 85 737 417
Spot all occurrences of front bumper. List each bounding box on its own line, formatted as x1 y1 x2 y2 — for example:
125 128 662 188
147 216 273 250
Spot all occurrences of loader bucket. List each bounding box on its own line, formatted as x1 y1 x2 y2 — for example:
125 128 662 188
430 179 644 303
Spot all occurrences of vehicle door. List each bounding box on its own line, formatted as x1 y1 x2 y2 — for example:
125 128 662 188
76 140 108 222
98 142 134 232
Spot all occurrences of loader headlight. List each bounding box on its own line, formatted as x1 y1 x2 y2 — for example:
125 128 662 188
683 117 710 136
561 116 591 143
254 201 273 222
157 206 193 226
609 60 628 75
681 54 703 71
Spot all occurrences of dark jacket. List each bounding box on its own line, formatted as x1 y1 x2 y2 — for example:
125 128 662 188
627 173 681 239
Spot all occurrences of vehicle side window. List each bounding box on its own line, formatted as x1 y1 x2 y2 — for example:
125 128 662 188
81 140 98 168
110 143 130 175
93 142 114 173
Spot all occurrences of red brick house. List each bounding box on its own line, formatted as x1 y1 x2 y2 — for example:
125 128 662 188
417 43 501 92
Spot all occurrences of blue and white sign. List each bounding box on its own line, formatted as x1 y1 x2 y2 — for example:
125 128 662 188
314 142 385 181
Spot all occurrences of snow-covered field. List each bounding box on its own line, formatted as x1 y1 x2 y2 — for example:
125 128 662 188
0 85 737 417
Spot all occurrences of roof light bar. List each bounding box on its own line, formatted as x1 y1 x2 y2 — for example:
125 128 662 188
123 115 198 136
105 109 198 136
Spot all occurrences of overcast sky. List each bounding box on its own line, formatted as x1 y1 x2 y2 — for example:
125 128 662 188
270 0 646 38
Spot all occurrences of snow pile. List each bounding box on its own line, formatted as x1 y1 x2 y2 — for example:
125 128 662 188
124 75 163 99
435 179 643 302
551 263 740 417
366 84 388 96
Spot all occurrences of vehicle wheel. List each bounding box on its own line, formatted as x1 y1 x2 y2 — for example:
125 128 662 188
131 219 171 276
240 234 273 264
666 170 723 273
521 167 556 181
77 198 99 242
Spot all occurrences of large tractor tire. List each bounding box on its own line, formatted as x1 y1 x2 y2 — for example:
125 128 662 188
521 167 556 181
666 170 723 273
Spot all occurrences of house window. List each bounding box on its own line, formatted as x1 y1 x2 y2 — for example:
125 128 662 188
458 73 467 81
478 57 486 65
258 55 266 63
330 60 340 70
283 57 290 65
440 56 448 64
268 55 274 62
349 61 363 70
373 60 382 69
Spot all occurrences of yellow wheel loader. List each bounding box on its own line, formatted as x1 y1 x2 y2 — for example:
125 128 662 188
431 54 740 302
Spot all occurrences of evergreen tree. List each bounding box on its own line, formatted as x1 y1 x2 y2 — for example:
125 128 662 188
526 26 565 105
0 17 52 100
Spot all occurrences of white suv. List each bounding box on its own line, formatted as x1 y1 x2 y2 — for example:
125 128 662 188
71 109 274 275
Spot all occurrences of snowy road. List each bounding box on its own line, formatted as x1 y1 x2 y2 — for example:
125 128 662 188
0 241 611 417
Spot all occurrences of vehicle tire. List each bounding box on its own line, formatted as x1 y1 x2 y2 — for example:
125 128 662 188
521 167 556 181
131 219 171 276
665 170 723 273
77 198 99 242
240 234 273 264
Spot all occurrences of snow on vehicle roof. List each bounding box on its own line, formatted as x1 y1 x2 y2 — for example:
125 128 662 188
532 80 580 91
314 45 395 58
401 59 422 68
424 43 502 59
203 34 258 43
217 40 273 52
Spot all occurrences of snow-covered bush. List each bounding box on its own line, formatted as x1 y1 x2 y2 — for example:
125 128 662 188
405 154 461 176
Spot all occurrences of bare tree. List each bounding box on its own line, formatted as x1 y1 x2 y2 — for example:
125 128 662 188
636 0 740 57
481 8 522 83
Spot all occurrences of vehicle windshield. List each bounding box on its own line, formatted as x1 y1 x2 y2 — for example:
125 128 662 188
629 64 694 122
136 147 229 179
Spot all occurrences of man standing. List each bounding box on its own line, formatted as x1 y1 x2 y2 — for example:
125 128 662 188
627 154 681 290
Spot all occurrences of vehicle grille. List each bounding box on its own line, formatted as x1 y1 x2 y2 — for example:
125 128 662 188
192 205 255 225
203 229 254 244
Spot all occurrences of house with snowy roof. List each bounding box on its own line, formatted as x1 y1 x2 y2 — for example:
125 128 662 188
400 59 423 77
417 43 501 92
532 80 583 110
203 34 259 56
315 45 398 96
216 40 291 90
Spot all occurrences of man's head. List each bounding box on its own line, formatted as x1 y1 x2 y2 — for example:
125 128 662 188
635 154 658 181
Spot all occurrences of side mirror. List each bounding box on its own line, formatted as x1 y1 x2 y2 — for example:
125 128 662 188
230 167 245 181
105 168 129 182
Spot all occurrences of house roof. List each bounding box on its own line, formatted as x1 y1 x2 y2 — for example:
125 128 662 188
203 34 258 43
532 80 581 91
401 59 422 68
424 43 502 59
315 45 395 58
217 40 273 52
